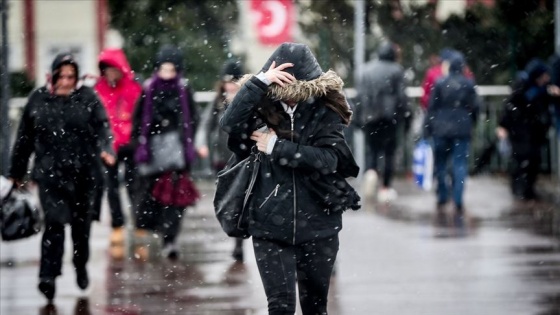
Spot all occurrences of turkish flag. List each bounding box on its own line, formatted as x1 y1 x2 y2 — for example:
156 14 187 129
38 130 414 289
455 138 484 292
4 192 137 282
250 0 294 45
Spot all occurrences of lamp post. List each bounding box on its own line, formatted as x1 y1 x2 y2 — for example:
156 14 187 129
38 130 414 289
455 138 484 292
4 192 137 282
353 0 365 176
1 0 10 176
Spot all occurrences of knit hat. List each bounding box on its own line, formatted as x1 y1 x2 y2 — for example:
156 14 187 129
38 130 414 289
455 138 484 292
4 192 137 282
221 59 244 81
261 42 323 81
377 41 397 62
51 52 79 84
154 45 184 73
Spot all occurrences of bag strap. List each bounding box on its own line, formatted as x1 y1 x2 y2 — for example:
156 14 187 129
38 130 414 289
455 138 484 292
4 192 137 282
242 152 261 209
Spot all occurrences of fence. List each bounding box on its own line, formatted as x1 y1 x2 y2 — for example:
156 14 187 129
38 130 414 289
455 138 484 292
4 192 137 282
6 86 560 181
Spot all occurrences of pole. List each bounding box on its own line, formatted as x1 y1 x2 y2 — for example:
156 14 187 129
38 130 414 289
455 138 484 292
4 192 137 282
353 0 366 177
1 0 11 176
556 0 560 54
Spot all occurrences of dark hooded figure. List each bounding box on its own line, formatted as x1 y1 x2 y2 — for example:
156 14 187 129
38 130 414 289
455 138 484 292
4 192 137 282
425 51 480 227
131 45 200 260
9 52 115 301
220 42 360 315
195 58 247 261
356 41 411 204
497 58 553 200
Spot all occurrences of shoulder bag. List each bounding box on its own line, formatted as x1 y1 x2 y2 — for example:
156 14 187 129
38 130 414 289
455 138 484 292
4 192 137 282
213 152 261 239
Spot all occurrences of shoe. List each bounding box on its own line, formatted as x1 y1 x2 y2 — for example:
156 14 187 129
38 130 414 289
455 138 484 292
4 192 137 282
232 239 244 262
133 229 150 261
362 169 378 200
434 203 448 227
76 266 89 290
109 244 125 260
161 243 179 260
38 278 56 301
110 226 126 246
377 188 397 203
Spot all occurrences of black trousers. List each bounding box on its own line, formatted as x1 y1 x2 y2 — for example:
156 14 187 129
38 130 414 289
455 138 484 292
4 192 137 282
363 119 398 187
105 147 136 228
252 236 339 315
37 183 92 280
510 140 541 199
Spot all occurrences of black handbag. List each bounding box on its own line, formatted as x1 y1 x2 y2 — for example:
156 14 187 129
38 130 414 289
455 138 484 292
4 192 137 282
213 152 261 238
1 187 42 241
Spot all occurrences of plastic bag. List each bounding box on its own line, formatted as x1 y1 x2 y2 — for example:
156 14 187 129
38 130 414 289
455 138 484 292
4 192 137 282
412 139 434 191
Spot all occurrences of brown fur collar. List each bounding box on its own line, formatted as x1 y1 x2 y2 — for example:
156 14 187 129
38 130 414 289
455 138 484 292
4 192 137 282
238 70 353 125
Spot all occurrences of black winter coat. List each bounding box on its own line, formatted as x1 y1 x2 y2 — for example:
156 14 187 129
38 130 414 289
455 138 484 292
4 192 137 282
220 76 360 245
9 86 113 224
425 73 479 139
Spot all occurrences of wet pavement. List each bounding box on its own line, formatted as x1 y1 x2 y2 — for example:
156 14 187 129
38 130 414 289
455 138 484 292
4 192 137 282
1 174 559 315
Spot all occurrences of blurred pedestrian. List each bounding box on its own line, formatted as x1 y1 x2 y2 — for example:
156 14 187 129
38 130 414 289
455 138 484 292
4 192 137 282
131 45 200 260
420 48 474 111
220 42 360 315
497 58 554 201
356 41 412 204
424 52 480 227
94 48 142 258
9 52 115 301
195 58 246 261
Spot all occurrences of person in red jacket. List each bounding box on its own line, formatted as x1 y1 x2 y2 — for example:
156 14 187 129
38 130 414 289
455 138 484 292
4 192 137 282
94 48 142 255
420 48 474 111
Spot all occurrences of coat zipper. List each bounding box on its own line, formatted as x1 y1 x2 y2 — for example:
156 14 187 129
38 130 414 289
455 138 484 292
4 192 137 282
290 114 297 245
258 184 279 208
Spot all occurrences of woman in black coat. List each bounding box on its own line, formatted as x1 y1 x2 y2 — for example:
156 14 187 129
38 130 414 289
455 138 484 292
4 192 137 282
9 52 115 301
220 42 360 315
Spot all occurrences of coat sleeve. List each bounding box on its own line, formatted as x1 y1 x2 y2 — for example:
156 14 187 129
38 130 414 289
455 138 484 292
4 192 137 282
9 92 37 180
424 81 442 137
187 85 199 137
194 102 213 149
220 76 268 158
89 92 115 156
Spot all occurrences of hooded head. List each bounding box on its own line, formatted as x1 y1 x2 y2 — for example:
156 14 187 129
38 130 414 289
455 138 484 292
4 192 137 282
154 45 184 73
377 42 397 62
448 52 466 74
51 52 79 85
439 48 456 62
98 48 134 82
524 58 550 85
261 42 323 81
221 59 244 82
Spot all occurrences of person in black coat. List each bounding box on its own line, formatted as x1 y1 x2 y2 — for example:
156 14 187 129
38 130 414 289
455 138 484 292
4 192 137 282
497 58 553 201
9 52 115 301
220 42 360 315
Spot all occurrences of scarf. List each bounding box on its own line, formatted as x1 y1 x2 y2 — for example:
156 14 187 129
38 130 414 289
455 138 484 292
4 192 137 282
135 73 196 164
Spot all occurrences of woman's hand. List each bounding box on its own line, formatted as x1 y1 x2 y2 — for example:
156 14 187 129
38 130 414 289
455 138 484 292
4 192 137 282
197 145 210 159
496 127 508 140
264 61 296 87
101 151 116 166
251 129 277 153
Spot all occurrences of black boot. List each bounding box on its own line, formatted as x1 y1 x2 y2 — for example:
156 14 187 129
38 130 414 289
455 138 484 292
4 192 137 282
76 266 89 290
38 277 56 301
232 238 244 262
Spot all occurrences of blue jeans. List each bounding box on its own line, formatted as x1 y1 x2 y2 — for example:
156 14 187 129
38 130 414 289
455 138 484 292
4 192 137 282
433 137 470 211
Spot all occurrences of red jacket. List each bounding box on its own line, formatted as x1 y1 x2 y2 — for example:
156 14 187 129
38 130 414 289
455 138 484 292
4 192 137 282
94 49 142 152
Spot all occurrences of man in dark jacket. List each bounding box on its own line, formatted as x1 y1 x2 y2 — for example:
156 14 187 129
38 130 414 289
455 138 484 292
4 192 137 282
9 52 114 301
356 41 411 204
425 52 479 227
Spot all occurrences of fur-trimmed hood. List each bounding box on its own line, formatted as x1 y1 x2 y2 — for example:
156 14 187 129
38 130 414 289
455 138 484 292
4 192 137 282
238 70 353 125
